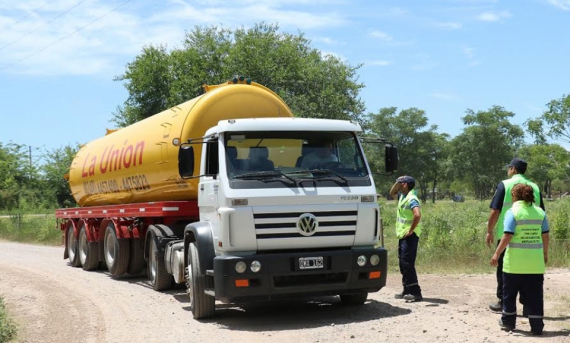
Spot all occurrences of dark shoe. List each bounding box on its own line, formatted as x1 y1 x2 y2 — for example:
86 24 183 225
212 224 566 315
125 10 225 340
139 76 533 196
498 319 515 331
403 294 423 302
394 292 404 299
489 301 502 312
531 331 543 336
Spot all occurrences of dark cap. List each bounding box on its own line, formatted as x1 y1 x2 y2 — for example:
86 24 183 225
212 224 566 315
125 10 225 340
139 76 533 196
505 158 527 173
397 175 415 184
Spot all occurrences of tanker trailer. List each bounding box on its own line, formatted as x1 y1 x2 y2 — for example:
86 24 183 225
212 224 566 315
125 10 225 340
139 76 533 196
56 77 293 279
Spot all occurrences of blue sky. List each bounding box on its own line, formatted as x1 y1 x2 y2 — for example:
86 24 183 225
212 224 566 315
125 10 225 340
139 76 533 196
1 0 569 162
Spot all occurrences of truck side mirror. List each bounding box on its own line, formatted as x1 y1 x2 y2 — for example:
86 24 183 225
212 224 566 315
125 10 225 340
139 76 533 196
179 145 195 178
385 145 398 173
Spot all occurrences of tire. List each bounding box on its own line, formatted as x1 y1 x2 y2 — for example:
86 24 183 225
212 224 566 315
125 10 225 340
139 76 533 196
103 224 130 276
147 235 172 291
128 238 145 275
66 227 81 267
79 224 99 271
340 293 368 305
186 243 215 319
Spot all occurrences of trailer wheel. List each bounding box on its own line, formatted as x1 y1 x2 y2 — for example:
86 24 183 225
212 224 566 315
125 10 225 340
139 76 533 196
103 224 130 276
128 238 145 275
66 226 81 267
79 224 99 271
147 235 172 291
186 243 215 319
340 293 368 305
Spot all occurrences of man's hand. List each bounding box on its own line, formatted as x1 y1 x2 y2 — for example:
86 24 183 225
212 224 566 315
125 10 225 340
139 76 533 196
485 232 494 247
544 253 548 264
490 253 499 266
404 230 414 238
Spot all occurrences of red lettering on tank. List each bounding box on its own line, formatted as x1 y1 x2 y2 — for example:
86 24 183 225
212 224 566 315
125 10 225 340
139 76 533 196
109 147 120 172
133 141 144 166
123 145 133 168
94 140 145 175
82 153 90 177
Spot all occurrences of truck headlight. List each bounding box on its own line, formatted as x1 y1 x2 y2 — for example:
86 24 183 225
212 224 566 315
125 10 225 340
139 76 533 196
235 261 247 273
370 254 380 266
357 255 367 267
250 260 261 273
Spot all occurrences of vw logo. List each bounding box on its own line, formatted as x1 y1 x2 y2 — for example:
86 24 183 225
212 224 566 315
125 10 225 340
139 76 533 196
297 213 318 236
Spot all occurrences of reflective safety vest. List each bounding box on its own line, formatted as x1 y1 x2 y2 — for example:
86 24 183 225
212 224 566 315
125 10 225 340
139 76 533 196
503 201 546 274
396 191 421 239
495 174 541 240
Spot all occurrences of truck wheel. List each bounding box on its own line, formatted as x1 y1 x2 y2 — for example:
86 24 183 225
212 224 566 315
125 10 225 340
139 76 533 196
147 236 172 291
186 243 215 319
340 293 368 305
79 224 99 271
66 227 81 268
103 224 130 276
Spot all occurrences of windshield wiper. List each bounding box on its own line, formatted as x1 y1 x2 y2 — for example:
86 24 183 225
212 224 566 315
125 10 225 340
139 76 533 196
232 171 296 184
306 169 348 184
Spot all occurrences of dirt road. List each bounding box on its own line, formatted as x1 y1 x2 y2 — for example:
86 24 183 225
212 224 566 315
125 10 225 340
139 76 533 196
0 241 568 343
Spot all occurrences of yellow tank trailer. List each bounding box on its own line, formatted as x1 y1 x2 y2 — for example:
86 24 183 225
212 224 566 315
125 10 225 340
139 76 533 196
68 80 293 206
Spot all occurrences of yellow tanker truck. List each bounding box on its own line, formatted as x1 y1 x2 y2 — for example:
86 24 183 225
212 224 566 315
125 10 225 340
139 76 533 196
56 77 398 319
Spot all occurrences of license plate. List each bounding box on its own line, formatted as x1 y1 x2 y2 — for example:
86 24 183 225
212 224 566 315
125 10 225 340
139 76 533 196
299 256 324 270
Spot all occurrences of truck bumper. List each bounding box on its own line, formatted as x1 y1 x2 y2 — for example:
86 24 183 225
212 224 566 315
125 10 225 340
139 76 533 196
213 247 387 303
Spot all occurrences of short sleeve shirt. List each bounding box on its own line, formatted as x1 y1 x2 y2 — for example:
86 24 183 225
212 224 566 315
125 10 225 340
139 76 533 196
489 181 546 211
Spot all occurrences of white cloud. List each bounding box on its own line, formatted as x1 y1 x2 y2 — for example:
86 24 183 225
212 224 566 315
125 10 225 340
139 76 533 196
462 47 481 67
368 60 392 66
477 11 512 22
313 37 341 45
429 92 457 100
547 0 570 10
369 30 393 41
435 22 462 29
0 0 347 76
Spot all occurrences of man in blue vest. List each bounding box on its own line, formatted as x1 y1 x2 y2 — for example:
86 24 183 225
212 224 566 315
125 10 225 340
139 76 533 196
390 175 423 302
486 158 545 312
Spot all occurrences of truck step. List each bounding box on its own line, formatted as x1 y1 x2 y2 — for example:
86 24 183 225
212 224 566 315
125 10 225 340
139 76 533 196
204 289 215 297
206 269 214 276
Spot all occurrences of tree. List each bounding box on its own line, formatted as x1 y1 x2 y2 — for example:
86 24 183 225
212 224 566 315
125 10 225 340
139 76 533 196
41 144 79 208
365 107 447 201
518 143 570 198
526 94 570 144
113 22 365 126
450 106 524 199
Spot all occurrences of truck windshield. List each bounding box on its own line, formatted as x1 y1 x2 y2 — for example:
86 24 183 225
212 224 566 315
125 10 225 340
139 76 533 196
224 131 371 189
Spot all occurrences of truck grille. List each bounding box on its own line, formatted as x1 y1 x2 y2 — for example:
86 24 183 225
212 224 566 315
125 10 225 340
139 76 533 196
254 210 357 239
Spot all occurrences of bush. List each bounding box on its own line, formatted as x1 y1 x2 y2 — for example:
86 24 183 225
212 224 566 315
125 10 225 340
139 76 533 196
379 198 570 273
0 297 17 342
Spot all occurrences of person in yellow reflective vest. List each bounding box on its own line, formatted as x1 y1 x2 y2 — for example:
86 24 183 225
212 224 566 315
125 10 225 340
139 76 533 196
486 158 545 313
490 183 549 335
390 175 422 302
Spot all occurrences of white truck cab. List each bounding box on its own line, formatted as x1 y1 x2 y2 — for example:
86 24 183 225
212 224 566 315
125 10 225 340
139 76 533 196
177 117 398 318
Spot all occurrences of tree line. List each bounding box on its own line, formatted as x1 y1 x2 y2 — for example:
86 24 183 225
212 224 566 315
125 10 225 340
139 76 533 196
1 23 569 211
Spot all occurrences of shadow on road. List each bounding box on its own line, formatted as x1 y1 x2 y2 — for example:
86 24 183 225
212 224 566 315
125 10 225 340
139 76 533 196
176 297 412 331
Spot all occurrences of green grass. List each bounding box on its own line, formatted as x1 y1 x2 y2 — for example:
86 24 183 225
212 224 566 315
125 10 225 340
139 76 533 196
379 198 570 274
0 214 62 246
0 297 17 343
1 199 569 273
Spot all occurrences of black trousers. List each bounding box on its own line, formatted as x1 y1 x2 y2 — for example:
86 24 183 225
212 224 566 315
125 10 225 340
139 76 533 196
496 241 525 306
502 273 544 333
398 233 422 296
